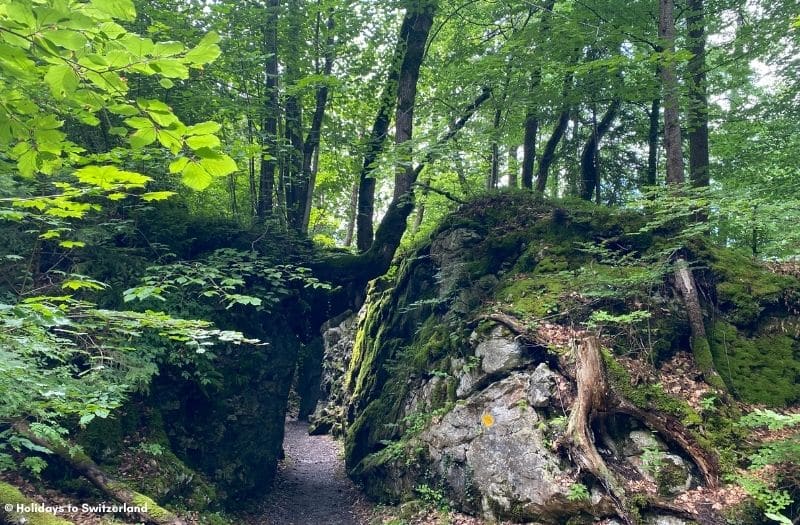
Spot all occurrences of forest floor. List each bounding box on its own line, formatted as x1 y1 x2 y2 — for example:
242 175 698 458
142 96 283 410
254 419 372 525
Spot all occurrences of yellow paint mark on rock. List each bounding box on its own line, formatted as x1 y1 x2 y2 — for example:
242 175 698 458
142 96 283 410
481 412 495 428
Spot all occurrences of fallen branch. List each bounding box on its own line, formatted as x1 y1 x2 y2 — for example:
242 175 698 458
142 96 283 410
13 422 187 525
673 258 726 391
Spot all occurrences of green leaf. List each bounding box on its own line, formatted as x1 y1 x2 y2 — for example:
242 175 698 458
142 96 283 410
185 32 221 65
44 64 79 98
43 30 88 51
186 134 220 150
129 126 157 148
169 157 189 174
157 128 182 153
59 240 86 249
154 41 185 56
159 78 174 89
124 116 152 129
181 161 213 190
195 149 237 177
151 58 189 79
89 0 137 21
141 191 175 202
186 121 221 135
75 165 151 189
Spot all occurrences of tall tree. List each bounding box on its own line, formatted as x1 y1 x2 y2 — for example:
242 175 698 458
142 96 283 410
355 12 414 252
520 0 556 189
579 99 621 201
257 0 281 220
686 0 710 187
658 0 684 185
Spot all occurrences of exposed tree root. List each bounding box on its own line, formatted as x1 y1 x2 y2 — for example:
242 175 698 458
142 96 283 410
13 422 186 525
560 335 723 524
562 336 635 524
474 312 725 523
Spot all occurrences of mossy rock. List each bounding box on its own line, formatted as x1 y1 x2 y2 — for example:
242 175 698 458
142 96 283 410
0 481 74 525
702 245 799 327
709 321 800 405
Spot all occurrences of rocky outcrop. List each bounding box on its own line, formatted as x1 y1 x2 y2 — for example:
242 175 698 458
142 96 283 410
309 310 361 435
336 194 800 524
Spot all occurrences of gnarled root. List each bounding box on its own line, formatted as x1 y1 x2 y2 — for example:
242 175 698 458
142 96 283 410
560 335 721 524
562 336 635 523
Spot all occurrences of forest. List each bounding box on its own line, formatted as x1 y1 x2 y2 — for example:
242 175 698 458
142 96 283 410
0 0 799 524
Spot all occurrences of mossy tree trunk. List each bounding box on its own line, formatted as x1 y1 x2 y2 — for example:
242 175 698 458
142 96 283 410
674 258 726 390
13 423 186 525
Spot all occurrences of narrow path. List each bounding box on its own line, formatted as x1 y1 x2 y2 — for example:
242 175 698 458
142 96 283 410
258 420 368 525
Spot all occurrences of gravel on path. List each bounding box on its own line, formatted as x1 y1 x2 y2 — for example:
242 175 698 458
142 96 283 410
257 420 370 525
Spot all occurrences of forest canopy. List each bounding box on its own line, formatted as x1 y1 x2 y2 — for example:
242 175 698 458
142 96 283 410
0 0 799 523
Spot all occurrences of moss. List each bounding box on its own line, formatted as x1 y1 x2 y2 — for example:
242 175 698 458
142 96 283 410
709 321 800 405
130 491 175 521
0 481 74 525
604 351 701 427
495 274 567 318
703 245 798 327
690 336 727 390
655 459 689 496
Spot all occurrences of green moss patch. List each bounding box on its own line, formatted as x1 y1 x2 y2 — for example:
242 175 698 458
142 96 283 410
0 481 74 525
709 321 800 405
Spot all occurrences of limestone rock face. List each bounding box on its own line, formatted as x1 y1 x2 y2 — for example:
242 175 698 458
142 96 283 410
419 373 578 520
309 310 360 435
474 326 524 375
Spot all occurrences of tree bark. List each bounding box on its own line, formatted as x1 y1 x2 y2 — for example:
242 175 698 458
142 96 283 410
257 0 281 220
489 108 502 190
564 336 633 523
300 10 336 234
535 109 570 193
659 0 685 185
508 145 518 188
343 180 359 247
393 3 434 200
355 11 415 252
673 258 726 391
579 99 620 201
686 0 710 188
646 96 660 186
521 0 555 189
521 106 539 189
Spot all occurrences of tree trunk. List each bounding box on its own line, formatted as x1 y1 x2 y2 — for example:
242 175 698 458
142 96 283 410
393 3 434 199
579 100 620 200
13 423 186 525
521 107 538 189
257 0 281 220
355 11 415 252
300 10 336 234
659 0 685 185
343 180 359 247
489 108 502 190
673 258 726 390
520 0 555 189
508 145 518 188
686 0 710 188
535 109 569 193
646 96 660 186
